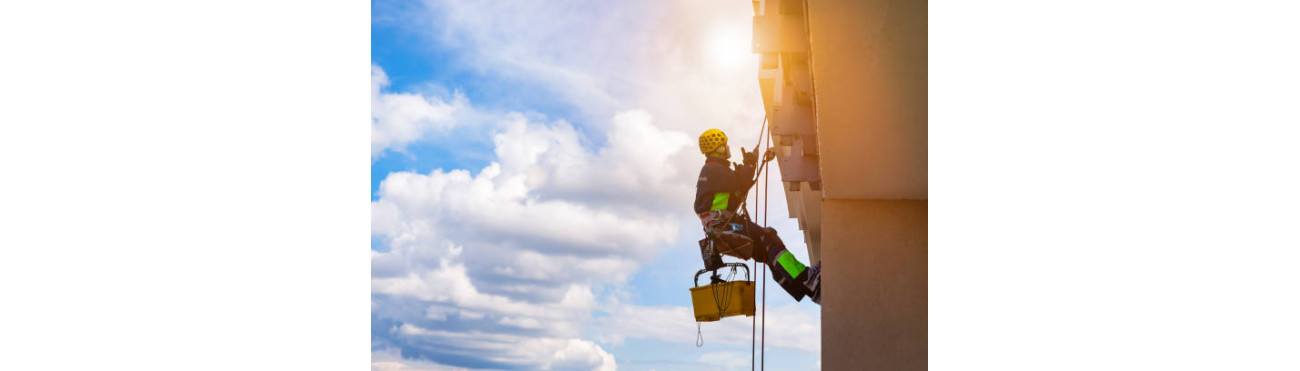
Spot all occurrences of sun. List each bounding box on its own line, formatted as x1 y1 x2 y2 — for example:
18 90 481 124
706 25 754 72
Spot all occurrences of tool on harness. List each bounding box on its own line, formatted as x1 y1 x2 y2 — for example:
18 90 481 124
690 262 755 322
699 210 766 263
698 238 725 273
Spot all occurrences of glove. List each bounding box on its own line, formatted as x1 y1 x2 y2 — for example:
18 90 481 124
742 147 758 167
763 147 776 162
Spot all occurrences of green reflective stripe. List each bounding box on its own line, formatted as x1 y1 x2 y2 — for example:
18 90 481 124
710 192 730 211
776 251 806 278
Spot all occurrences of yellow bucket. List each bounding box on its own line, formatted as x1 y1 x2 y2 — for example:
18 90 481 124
690 278 756 322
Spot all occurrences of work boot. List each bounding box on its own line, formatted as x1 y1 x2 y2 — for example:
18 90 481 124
804 262 821 304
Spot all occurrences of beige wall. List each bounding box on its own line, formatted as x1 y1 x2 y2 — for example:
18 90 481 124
806 0 928 200
821 199 927 371
753 0 927 367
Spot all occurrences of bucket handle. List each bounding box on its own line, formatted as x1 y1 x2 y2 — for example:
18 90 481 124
694 262 750 287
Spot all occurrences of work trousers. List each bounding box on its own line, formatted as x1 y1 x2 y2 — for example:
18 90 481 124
736 218 821 304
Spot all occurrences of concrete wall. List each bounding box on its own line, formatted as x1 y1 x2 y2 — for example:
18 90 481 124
752 0 927 367
805 0 928 200
821 199 927 371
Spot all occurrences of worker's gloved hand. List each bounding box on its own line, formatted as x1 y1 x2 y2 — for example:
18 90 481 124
763 147 776 162
742 147 758 167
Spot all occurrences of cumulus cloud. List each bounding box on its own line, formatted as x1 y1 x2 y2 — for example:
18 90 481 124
498 110 698 214
372 346 469 371
389 324 616 371
594 303 820 354
372 64 467 158
372 113 689 299
372 109 708 368
372 338 615 371
698 350 751 370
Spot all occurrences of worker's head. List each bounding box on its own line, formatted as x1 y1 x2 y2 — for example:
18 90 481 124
699 129 729 159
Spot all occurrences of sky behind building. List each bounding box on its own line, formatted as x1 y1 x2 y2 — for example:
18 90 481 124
370 1 821 369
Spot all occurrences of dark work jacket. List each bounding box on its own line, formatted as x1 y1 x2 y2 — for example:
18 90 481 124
694 157 756 215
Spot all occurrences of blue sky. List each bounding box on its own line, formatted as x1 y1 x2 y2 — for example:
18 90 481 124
371 1 820 369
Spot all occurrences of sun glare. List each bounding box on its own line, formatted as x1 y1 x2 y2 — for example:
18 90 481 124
707 25 753 71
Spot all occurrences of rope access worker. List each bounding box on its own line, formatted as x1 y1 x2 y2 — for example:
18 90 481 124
695 128 820 304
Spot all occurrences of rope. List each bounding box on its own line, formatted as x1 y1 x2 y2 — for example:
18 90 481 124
700 265 738 348
748 115 768 371
752 115 768 156
696 323 704 347
749 115 772 370
751 188 758 371
736 115 768 215
760 130 770 371
711 266 738 317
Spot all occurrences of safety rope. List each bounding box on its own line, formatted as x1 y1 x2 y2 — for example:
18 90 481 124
734 114 773 371
748 115 772 371
750 114 767 371
750 164 759 371
735 115 768 215
760 130 770 371
712 266 738 317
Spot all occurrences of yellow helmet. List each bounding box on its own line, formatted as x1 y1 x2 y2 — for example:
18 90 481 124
699 129 728 157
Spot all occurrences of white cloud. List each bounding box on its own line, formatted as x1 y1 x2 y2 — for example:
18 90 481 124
594 302 821 354
392 324 616 371
372 259 595 337
372 347 470 371
372 112 690 295
502 110 698 214
498 316 543 329
372 109 708 368
698 350 751 370
371 64 467 158
547 338 617 371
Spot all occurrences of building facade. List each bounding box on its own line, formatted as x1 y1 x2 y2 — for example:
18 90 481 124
752 0 928 368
